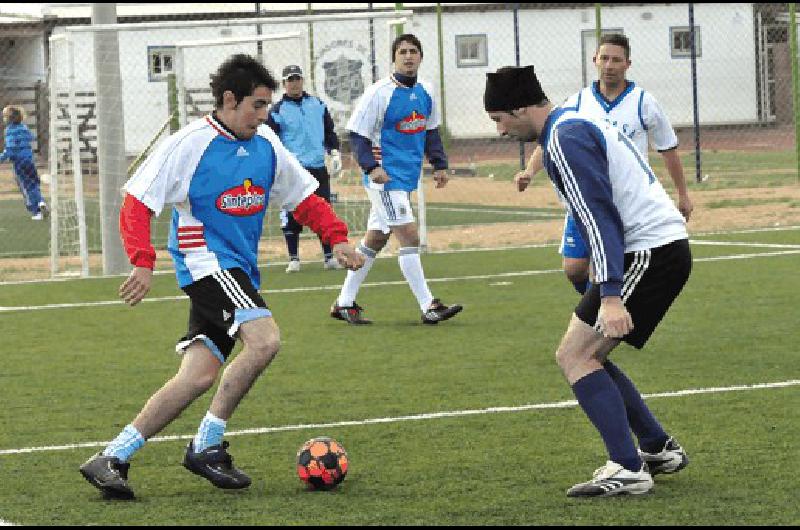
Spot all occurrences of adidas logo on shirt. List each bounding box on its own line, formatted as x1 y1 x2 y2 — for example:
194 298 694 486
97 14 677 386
223 309 232 321
236 146 249 157
410 94 418 101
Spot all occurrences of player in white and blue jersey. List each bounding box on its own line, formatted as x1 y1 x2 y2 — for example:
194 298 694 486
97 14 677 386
79 55 364 500
331 34 463 325
486 66 691 498
517 34 693 295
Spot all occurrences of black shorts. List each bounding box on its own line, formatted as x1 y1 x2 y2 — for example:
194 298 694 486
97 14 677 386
176 268 271 363
575 239 692 349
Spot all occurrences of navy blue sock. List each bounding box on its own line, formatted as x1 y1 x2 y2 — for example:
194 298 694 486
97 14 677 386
322 242 333 261
284 232 299 260
571 369 642 472
604 361 669 454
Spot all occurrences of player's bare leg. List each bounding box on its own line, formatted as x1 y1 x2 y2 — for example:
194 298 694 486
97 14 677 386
132 344 222 438
183 317 281 489
80 344 221 499
208 317 280 420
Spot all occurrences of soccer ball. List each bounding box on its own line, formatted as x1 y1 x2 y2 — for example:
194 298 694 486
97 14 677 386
296 437 348 491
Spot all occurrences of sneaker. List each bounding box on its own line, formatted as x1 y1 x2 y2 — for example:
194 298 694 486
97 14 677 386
566 461 653 498
31 212 43 221
38 201 49 219
79 453 135 500
323 257 343 270
330 301 372 325
421 299 463 325
285 260 301 273
183 441 251 489
639 437 689 476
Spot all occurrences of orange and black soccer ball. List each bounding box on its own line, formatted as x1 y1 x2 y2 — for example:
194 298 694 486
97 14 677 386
296 437 348 491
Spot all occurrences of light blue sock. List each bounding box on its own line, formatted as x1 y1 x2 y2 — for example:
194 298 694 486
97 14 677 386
102 424 145 463
194 411 227 453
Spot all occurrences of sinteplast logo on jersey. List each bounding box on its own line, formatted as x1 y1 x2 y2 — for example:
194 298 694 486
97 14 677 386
314 39 371 129
216 179 266 216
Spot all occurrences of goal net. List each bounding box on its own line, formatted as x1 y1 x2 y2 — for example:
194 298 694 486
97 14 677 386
47 11 412 277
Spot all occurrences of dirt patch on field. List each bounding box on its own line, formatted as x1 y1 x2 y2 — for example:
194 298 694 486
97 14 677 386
3 180 798 282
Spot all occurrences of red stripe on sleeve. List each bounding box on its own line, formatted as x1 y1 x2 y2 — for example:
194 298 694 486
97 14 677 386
292 194 349 247
119 193 156 269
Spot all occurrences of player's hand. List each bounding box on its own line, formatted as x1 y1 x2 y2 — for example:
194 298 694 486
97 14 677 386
369 167 390 184
433 169 449 189
677 193 694 222
119 266 153 306
333 242 366 271
514 170 534 192
597 296 633 338
330 149 342 177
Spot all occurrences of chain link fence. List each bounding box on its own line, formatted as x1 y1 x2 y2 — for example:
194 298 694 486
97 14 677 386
0 3 798 282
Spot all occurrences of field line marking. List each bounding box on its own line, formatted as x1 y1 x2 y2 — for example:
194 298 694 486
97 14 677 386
691 240 800 249
4 224 800 287
3 248 800 313
1 379 798 457
426 206 561 216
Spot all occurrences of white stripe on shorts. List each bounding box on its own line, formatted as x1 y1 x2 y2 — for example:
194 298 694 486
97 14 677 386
222 270 256 308
622 250 650 303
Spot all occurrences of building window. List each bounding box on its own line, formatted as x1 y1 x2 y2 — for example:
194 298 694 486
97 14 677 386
456 34 488 68
148 46 176 81
670 27 701 58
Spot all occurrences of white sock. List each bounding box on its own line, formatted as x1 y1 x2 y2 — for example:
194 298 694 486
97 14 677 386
398 247 434 312
337 242 377 307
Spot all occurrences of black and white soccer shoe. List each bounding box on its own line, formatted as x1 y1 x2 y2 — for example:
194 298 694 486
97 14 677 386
639 437 689 476
330 301 373 325
79 453 135 500
183 441 251 489
566 461 653 498
421 299 463 325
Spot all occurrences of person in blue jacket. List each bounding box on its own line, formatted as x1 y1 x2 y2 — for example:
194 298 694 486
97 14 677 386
267 65 343 272
1 105 47 220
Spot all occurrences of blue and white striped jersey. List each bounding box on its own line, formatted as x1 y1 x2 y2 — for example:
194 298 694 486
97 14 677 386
123 114 318 289
561 81 678 161
346 75 441 192
540 108 687 298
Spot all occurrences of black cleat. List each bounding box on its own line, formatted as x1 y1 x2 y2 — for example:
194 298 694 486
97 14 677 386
330 301 373 325
421 299 463 325
183 441 251 489
79 453 135 500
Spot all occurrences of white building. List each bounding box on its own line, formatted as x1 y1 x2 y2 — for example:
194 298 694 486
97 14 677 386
0 3 785 156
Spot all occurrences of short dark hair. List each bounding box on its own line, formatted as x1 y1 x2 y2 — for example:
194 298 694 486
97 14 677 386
598 33 631 59
210 54 278 108
391 33 423 62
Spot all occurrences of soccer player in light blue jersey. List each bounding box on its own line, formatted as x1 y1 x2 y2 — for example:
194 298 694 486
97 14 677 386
267 64 343 272
79 55 364 500
486 66 691 498
330 34 462 325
